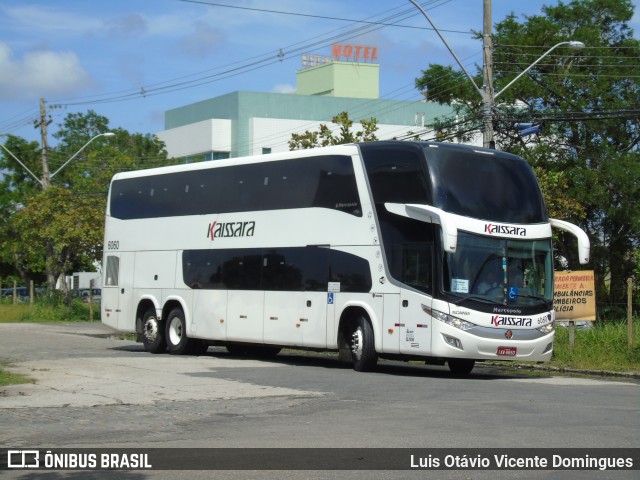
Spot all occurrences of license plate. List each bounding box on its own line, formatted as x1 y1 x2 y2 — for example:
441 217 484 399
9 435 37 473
497 346 517 356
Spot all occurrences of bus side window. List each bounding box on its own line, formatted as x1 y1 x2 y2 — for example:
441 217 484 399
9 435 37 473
105 256 120 286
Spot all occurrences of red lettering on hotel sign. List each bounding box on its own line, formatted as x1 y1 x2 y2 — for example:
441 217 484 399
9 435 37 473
331 44 378 62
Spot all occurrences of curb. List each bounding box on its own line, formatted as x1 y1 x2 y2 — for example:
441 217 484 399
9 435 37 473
486 362 640 379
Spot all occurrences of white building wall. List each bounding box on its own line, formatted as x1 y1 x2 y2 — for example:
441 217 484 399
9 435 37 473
60 272 102 291
157 119 232 159
160 116 482 161
248 117 462 156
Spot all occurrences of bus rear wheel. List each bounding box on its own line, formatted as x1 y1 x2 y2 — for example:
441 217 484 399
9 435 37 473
350 315 377 372
141 309 166 354
166 307 199 355
448 359 475 376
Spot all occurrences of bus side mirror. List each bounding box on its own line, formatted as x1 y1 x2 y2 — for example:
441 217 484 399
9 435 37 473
550 218 590 264
385 203 457 254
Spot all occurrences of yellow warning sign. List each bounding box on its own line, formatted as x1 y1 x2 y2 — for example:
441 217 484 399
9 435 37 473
553 270 596 321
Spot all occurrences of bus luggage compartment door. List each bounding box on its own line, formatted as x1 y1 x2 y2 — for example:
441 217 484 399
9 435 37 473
227 291 264 343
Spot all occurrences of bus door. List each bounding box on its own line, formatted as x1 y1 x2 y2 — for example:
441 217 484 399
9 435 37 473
398 243 433 355
399 289 432 354
300 290 327 348
102 252 135 332
380 293 400 354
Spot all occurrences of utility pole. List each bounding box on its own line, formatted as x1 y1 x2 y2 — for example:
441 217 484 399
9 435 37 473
39 98 51 189
482 0 494 149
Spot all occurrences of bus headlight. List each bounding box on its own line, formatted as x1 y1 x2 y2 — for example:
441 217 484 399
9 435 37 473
423 305 476 331
536 321 555 335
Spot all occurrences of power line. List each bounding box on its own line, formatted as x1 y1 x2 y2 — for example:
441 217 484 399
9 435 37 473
177 0 468 34
48 0 460 108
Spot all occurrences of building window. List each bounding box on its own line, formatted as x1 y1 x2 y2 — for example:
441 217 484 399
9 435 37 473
262 148 272 155
205 151 230 161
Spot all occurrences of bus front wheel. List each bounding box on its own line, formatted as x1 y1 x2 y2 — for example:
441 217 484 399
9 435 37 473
350 315 377 372
166 307 198 355
448 358 475 376
141 309 166 354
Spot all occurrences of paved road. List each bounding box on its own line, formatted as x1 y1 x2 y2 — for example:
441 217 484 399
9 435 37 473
0 322 638 479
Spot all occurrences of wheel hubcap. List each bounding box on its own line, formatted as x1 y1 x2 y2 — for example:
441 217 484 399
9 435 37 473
351 328 363 359
144 318 159 342
168 317 182 345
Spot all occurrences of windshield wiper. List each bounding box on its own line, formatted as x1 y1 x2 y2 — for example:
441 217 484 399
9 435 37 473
453 294 498 306
512 293 547 302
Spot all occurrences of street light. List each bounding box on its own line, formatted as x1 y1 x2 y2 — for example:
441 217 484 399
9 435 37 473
486 40 584 147
493 41 585 99
50 132 116 180
0 132 115 188
0 135 44 186
407 0 584 148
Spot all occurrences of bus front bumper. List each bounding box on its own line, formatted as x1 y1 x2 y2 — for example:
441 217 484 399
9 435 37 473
430 321 554 362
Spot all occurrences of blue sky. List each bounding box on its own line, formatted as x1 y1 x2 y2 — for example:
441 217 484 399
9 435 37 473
1 0 638 145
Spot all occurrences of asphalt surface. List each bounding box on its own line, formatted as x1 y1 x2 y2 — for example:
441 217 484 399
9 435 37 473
0 322 638 480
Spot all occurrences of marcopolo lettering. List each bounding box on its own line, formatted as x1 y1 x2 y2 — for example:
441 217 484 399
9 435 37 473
207 220 255 241
492 315 532 327
492 306 523 315
484 223 527 236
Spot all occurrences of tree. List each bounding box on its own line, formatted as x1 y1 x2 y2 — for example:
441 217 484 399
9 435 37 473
0 111 173 291
289 111 378 150
415 0 639 308
8 187 104 289
0 135 43 282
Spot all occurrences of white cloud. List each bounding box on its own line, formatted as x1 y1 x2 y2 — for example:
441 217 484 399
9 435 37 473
271 83 296 94
0 43 92 100
1 4 101 35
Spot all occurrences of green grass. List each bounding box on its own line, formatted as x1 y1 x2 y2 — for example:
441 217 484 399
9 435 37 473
0 300 96 323
0 304 31 322
0 362 33 387
550 319 640 372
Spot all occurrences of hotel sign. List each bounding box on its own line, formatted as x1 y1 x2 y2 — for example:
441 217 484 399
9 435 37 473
301 43 379 67
332 43 378 62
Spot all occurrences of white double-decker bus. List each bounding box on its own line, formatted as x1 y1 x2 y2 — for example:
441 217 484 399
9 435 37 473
102 141 589 374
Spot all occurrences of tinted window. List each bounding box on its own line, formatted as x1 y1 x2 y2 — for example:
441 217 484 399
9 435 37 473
329 250 373 293
110 155 361 219
105 256 120 286
183 247 371 293
263 247 329 292
223 252 263 290
425 147 548 223
361 142 434 294
361 142 432 206
376 210 434 294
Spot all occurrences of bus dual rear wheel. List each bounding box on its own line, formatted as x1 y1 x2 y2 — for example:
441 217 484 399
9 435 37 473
141 309 166 354
165 308 207 355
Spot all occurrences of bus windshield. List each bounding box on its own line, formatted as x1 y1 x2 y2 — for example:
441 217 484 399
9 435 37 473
444 232 553 306
425 146 548 224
